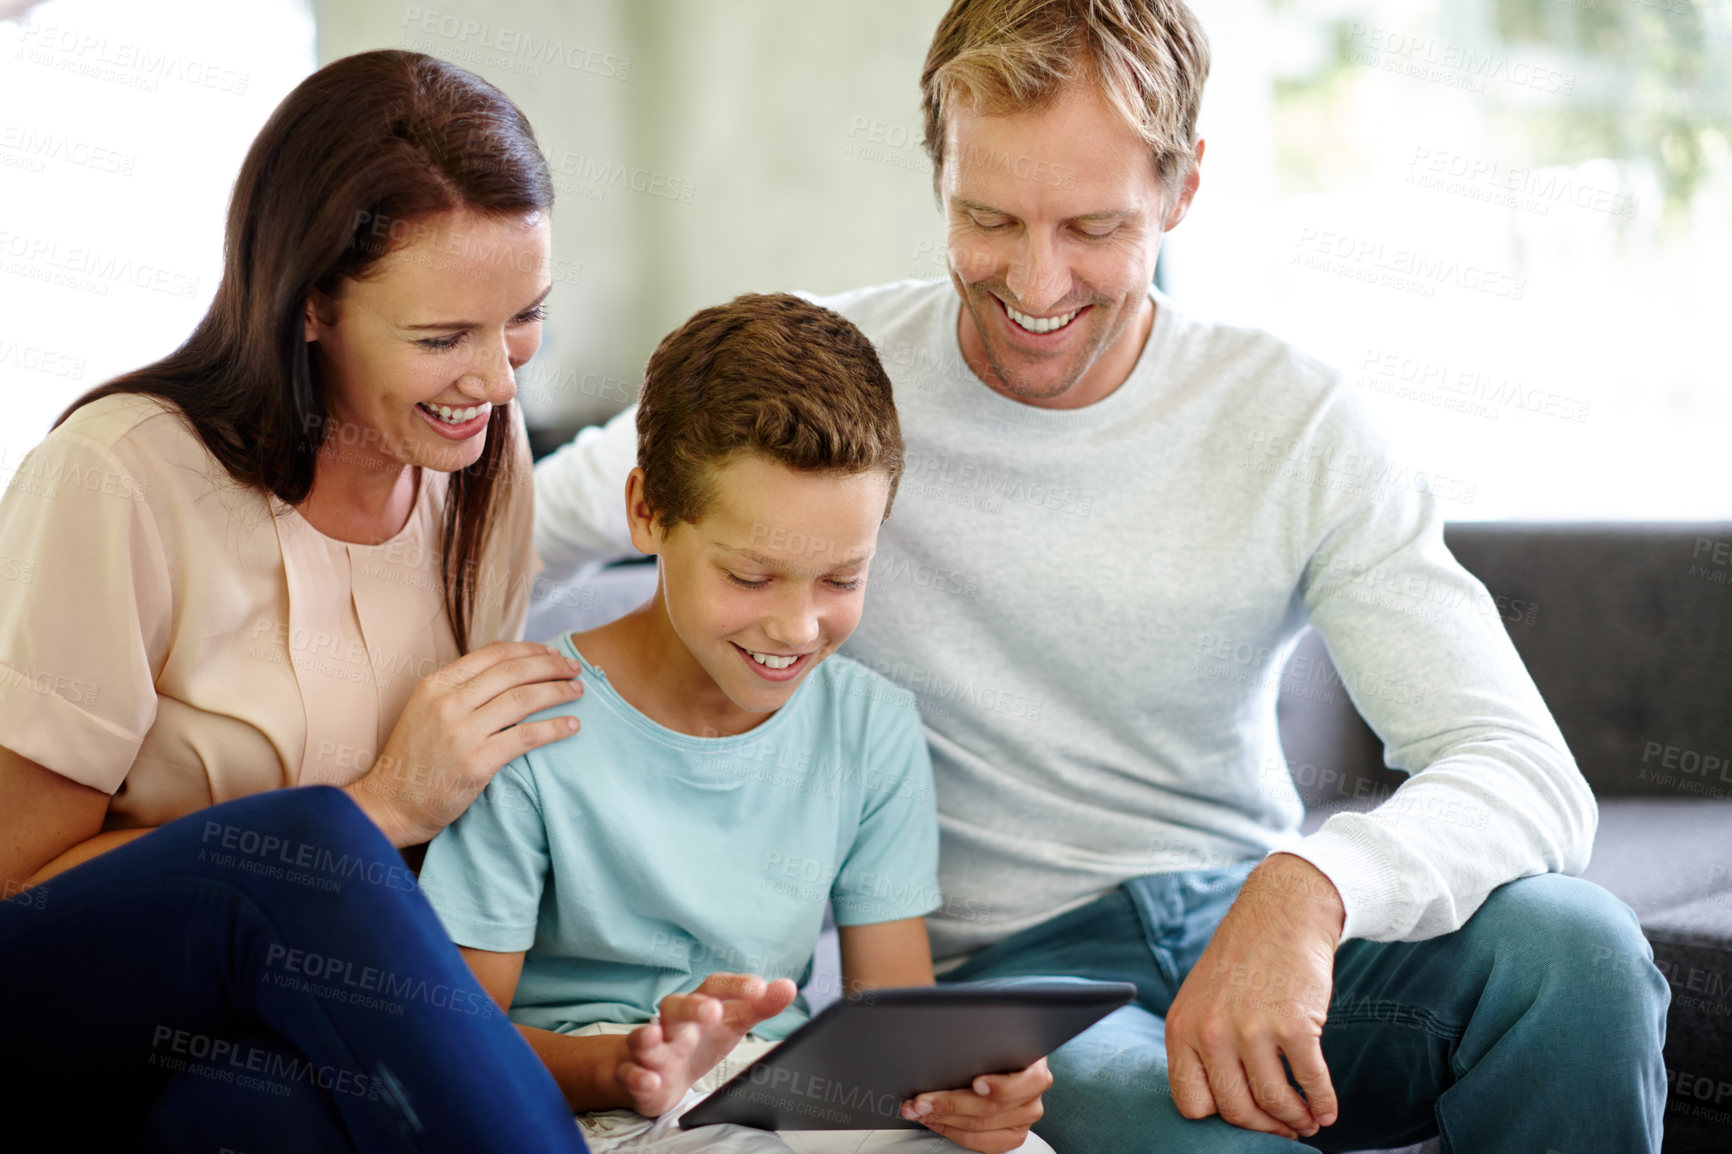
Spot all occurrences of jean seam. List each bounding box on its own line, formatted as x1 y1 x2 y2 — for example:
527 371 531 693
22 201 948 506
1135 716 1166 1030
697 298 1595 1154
1120 883 1183 988
1434 1107 1457 1154
1324 1004 1466 1045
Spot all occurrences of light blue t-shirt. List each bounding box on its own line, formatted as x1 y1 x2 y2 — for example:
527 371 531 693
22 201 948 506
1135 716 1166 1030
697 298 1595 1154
418 632 940 1040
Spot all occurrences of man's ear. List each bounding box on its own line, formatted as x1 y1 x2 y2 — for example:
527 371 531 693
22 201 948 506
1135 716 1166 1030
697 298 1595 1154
624 467 662 557
1162 138 1205 232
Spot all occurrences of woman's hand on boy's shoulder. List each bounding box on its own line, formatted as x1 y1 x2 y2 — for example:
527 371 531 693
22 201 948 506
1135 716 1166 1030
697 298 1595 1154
344 641 585 847
901 1054 1052 1153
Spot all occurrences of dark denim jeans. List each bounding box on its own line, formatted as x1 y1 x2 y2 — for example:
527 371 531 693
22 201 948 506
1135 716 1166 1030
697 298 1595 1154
944 863 1669 1153
0 786 585 1154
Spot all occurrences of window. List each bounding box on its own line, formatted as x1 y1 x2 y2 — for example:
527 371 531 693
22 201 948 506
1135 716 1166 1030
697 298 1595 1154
0 0 315 471
1169 0 1729 519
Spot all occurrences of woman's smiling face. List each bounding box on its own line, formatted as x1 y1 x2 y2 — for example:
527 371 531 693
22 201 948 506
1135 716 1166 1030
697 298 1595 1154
304 207 553 474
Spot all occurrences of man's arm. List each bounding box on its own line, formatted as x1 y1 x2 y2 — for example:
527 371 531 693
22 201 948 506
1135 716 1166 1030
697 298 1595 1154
1286 473 1593 942
531 405 641 581
1165 388 1593 1137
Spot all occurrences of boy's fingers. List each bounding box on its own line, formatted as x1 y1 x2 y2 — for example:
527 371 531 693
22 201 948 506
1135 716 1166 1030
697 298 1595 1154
625 1023 669 1065
690 972 767 1000
617 1062 661 1093
968 1055 1052 1101
655 992 724 1031
913 1063 1048 1118
918 1098 1044 1132
720 977 798 1030
918 1120 1029 1153
758 977 799 1009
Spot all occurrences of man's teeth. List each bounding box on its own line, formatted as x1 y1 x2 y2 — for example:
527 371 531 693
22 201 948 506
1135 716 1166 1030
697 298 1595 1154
421 403 487 424
748 650 799 670
1004 303 1078 334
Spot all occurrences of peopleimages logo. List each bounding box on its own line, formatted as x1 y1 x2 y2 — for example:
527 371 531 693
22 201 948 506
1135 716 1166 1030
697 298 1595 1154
1406 146 1639 220
261 944 495 1018
199 820 420 894
399 8 631 81
1292 228 1525 301
740 1066 903 1122
16 21 251 94
1 229 200 299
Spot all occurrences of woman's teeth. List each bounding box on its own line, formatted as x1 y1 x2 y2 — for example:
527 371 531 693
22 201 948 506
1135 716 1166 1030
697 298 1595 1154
748 649 799 670
1005 303 1079 334
421 402 487 425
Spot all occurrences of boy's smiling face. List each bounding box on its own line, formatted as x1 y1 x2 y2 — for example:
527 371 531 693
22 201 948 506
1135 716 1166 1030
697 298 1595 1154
627 452 892 720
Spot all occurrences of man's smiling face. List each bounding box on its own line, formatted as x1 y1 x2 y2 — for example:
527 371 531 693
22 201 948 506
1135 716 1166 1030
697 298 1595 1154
942 81 1201 409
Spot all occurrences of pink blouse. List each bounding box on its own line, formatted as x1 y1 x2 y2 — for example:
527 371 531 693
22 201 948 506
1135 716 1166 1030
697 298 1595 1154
0 393 537 830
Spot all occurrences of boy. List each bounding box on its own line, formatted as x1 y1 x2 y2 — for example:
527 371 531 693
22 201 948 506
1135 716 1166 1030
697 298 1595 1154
418 294 1052 1153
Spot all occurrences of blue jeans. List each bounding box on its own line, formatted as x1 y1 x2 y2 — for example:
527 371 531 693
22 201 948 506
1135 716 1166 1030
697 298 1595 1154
0 786 585 1153
943 864 1669 1152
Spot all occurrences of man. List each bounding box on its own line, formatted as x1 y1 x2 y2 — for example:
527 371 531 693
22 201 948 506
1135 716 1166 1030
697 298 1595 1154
532 1 1668 1150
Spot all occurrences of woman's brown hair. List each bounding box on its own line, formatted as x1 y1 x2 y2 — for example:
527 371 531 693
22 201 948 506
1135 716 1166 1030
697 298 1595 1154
57 49 553 651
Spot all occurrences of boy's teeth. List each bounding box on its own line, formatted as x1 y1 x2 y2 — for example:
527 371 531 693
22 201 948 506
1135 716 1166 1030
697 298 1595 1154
749 650 798 670
1005 303 1078 334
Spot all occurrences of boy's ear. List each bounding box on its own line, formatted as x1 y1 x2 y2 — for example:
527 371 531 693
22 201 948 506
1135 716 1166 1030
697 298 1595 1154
624 467 662 556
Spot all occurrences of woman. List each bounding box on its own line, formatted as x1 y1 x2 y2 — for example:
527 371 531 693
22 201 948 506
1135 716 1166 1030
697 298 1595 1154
0 51 589 1152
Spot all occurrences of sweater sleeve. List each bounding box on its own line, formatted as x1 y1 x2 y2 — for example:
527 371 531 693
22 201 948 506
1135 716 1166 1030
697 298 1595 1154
1279 394 1595 944
531 404 640 581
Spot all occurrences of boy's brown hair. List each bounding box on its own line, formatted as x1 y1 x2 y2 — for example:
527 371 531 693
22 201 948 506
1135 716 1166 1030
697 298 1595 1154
635 292 903 530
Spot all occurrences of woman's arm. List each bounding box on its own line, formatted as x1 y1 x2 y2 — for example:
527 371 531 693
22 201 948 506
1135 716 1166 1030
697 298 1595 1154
0 743 147 889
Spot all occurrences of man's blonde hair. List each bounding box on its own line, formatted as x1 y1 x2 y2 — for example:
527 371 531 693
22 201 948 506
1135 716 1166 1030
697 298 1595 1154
920 0 1211 197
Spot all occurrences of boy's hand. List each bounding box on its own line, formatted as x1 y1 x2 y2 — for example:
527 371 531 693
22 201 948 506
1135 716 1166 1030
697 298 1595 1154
901 1055 1052 1153
618 973 798 1118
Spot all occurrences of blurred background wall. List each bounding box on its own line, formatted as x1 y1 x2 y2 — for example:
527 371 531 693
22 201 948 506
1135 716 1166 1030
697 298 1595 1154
313 0 958 433
2 0 1727 518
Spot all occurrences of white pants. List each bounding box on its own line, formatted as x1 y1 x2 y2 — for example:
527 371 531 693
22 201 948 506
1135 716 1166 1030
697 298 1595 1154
570 1026 1056 1153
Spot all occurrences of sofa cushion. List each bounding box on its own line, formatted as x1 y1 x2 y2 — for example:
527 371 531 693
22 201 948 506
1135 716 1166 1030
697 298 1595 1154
1578 798 1732 922
1444 523 1732 798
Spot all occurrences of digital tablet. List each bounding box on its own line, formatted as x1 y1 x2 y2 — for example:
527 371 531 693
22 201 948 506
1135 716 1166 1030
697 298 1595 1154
678 980 1136 1132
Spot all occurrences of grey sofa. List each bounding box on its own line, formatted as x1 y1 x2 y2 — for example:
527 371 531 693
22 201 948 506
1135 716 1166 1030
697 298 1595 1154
530 522 1732 1153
